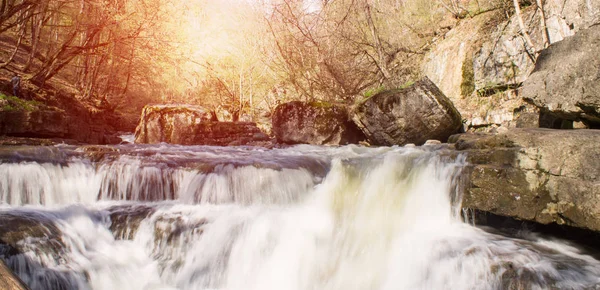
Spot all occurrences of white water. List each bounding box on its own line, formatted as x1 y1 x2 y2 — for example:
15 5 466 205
1 145 600 289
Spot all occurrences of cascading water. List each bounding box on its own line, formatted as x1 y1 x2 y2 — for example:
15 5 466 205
0 144 599 290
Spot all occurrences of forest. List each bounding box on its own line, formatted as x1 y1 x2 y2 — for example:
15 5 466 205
0 0 534 122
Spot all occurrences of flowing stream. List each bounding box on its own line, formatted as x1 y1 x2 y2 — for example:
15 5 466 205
0 144 599 290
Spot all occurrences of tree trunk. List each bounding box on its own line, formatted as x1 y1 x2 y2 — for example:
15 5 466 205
0 22 25 69
536 0 551 47
364 1 392 80
513 0 538 59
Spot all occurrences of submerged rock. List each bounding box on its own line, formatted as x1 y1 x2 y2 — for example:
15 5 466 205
522 25 600 128
272 101 366 145
0 212 65 259
353 77 462 146
108 205 156 240
134 104 270 146
453 129 600 231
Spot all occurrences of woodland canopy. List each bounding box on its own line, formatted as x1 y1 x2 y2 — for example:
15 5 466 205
0 0 515 119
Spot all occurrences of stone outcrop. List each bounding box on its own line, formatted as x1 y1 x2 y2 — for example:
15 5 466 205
353 77 462 146
0 109 122 145
473 0 600 95
0 109 68 138
0 91 125 145
423 1 600 131
522 24 600 127
272 101 365 145
134 104 270 146
453 129 600 231
423 12 494 102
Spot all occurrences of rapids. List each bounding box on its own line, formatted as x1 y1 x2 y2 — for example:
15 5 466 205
0 144 599 290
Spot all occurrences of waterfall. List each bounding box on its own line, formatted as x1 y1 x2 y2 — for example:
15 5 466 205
0 145 599 289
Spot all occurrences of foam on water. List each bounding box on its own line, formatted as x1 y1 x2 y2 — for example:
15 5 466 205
0 145 599 290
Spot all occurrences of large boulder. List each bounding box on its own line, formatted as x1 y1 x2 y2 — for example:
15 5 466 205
353 77 462 146
522 25 600 127
453 129 600 231
134 104 270 146
272 101 366 145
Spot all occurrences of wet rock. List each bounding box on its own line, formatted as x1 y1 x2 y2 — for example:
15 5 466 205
453 129 600 231
522 25 600 128
353 77 462 146
0 212 65 260
272 101 366 145
107 205 156 240
134 104 271 146
424 140 442 146
79 145 120 162
0 259 28 290
153 215 207 245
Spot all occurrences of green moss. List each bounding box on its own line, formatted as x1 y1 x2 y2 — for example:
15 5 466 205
364 86 386 98
1 104 15 111
356 81 416 107
461 56 475 98
399 80 415 89
0 93 44 112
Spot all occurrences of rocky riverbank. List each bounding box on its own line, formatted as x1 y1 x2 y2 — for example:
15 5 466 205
0 0 598 257
451 129 600 231
0 87 132 145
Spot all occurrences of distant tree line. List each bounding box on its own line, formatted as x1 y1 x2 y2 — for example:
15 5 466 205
0 0 527 119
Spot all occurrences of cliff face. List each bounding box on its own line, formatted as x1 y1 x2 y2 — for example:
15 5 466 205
423 0 600 131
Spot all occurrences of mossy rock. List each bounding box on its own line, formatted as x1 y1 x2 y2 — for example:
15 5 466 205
0 93 46 112
272 101 366 145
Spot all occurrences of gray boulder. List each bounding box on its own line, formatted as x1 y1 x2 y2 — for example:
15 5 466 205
134 104 270 146
353 77 462 146
272 101 365 145
522 25 600 127
453 129 600 231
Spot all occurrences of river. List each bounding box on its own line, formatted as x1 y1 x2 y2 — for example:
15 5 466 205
0 144 599 289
